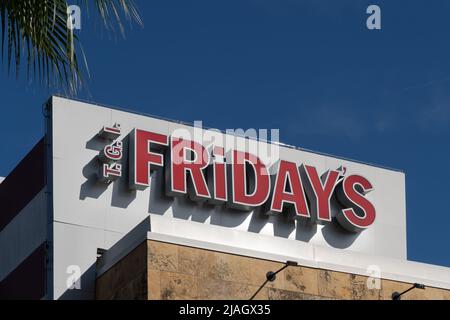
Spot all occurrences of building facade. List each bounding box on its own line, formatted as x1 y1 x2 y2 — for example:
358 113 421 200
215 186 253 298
0 96 449 300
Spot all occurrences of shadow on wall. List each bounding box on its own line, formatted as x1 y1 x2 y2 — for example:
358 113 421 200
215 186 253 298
79 133 110 201
148 168 252 228
79 133 137 208
79 157 109 200
146 167 360 249
110 133 136 209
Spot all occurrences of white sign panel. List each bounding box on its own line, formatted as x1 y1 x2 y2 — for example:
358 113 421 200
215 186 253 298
48 96 406 299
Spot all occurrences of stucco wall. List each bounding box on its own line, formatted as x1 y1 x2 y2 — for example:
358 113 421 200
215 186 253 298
96 240 450 300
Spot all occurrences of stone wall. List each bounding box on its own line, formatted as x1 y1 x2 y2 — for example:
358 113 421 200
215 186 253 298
96 240 450 300
96 242 147 300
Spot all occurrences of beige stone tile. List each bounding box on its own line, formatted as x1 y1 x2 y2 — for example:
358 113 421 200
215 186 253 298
123 242 147 272
110 265 129 292
268 288 331 300
246 258 285 290
148 269 161 300
318 270 380 300
133 272 149 300
197 279 234 300
96 270 113 300
318 270 353 299
109 273 148 300
418 287 447 300
381 280 449 300
148 240 178 272
381 280 415 300
252 287 270 300
205 252 253 284
178 246 210 277
348 274 381 300
232 283 266 300
96 242 148 300
160 271 198 300
442 288 450 300
284 266 319 296
196 278 265 300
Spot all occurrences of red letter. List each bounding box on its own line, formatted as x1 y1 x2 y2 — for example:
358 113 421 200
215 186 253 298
207 146 227 204
229 150 270 210
301 165 339 222
335 175 376 232
129 129 168 190
167 137 211 200
267 161 309 219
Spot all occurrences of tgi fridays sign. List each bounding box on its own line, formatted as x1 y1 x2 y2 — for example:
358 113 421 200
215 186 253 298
96 124 376 233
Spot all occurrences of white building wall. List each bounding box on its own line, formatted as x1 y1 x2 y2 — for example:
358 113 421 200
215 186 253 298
48 96 408 299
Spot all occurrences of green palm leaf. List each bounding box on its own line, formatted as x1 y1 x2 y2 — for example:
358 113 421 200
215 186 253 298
0 0 142 94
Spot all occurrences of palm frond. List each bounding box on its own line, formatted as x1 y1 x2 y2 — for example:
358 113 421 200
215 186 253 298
0 0 142 94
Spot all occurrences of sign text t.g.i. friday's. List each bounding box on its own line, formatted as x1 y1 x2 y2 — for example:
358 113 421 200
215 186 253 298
95 124 376 234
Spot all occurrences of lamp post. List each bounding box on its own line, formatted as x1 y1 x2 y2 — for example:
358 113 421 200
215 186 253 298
249 260 298 300
392 283 425 300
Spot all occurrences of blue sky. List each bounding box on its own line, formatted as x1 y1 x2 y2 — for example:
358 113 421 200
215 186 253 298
0 0 449 267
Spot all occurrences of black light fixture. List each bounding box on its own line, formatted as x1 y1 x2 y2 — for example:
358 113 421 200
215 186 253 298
392 283 425 300
249 260 298 300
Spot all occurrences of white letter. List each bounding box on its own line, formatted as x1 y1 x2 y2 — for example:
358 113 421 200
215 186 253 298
366 5 381 30
66 265 82 289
